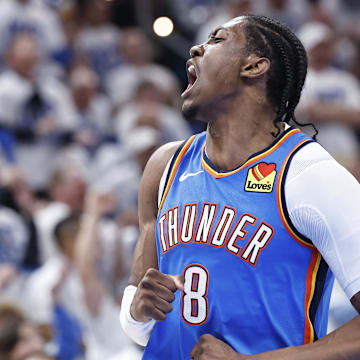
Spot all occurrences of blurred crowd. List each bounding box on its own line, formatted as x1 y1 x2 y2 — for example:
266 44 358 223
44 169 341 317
0 0 359 359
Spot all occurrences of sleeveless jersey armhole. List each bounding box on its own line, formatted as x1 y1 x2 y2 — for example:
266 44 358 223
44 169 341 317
158 157 174 209
277 139 315 248
157 136 197 213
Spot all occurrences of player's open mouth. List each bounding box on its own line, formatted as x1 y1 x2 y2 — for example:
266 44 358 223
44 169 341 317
181 63 198 98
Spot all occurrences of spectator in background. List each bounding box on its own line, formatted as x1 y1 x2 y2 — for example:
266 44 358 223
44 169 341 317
0 34 74 190
25 193 135 360
0 0 67 72
0 204 28 305
297 21 360 175
34 167 86 263
195 0 253 44
75 0 122 78
307 0 334 27
124 126 162 173
319 0 360 30
0 304 44 360
92 126 164 232
0 168 40 305
25 214 85 359
105 28 181 109
114 81 191 144
63 64 113 153
0 130 16 168
349 38 360 83
74 192 136 358
27 355 55 360
254 0 307 30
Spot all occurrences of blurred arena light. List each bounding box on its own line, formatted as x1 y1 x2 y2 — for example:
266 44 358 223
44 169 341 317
153 16 174 37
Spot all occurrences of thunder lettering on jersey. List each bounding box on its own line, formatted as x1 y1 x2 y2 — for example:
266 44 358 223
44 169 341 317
143 128 334 359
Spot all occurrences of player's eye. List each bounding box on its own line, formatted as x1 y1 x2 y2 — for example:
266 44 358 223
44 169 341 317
210 36 224 43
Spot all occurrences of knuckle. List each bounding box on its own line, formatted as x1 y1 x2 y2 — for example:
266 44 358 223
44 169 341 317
146 268 158 277
198 334 206 341
160 289 174 302
140 278 154 290
202 334 212 341
197 334 210 345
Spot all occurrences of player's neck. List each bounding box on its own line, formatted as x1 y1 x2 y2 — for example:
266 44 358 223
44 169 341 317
204 98 282 171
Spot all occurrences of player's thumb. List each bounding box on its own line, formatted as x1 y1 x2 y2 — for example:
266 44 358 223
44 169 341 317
169 274 184 292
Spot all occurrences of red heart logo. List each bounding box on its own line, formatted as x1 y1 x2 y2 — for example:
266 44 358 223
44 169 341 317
258 162 276 178
252 162 276 181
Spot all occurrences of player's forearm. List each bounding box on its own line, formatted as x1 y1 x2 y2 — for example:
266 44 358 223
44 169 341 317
252 316 360 360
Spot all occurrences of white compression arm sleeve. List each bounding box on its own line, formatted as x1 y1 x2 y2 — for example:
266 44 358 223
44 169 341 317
285 142 360 299
120 285 156 346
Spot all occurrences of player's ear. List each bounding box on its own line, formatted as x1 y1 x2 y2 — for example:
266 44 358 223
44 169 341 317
240 56 270 79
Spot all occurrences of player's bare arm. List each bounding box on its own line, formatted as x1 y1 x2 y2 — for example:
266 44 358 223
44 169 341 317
128 141 184 323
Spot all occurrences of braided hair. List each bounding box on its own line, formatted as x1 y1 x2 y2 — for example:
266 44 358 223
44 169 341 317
242 14 317 138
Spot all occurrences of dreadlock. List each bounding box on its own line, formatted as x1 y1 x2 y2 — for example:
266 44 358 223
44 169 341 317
242 14 318 139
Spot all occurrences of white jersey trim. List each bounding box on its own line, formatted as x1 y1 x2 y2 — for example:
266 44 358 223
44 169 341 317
158 156 174 209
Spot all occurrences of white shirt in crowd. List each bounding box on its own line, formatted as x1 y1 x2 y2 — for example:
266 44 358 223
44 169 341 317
76 23 122 76
24 254 135 360
0 69 75 188
114 103 191 144
105 63 179 108
0 0 66 57
299 67 360 167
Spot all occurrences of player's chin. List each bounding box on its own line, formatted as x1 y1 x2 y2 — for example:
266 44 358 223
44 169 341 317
182 100 200 122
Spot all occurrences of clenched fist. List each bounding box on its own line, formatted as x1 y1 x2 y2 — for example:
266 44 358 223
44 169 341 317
191 334 245 360
131 268 184 322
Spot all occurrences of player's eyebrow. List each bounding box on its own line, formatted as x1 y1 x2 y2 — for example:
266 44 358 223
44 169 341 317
208 27 225 39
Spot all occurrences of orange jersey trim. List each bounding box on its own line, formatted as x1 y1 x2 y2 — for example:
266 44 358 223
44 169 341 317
275 137 320 344
276 139 314 249
202 128 302 179
304 250 322 344
158 135 197 214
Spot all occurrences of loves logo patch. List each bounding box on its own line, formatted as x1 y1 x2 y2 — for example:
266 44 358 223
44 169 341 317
245 162 277 193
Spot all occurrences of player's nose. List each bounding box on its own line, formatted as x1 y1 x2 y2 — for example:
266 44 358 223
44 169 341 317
190 43 204 58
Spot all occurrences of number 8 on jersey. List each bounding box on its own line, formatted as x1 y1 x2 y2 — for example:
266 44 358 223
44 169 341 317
181 264 209 326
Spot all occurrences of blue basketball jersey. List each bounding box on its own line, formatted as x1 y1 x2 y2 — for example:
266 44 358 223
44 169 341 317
143 127 334 359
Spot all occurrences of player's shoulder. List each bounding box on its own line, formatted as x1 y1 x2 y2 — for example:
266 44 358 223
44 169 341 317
292 141 333 164
146 140 184 172
139 140 185 217
140 140 184 194
287 140 353 183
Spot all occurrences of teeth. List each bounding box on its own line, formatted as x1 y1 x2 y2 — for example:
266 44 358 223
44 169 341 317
188 65 196 77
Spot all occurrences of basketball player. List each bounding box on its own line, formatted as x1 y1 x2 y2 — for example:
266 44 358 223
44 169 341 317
120 15 360 359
